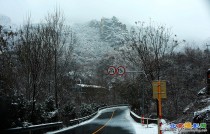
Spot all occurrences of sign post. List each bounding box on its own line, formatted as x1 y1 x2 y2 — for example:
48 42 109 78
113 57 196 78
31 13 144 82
158 81 162 134
152 80 166 134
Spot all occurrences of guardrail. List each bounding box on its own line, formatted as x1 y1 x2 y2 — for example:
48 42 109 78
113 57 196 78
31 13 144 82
3 104 130 134
48 104 130 134
98 104 130 111
130 110 158 125
2 122 63 134
65 104 129 127
66 111 98 126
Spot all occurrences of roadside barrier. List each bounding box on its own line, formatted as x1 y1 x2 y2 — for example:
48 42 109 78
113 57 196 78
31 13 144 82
3 104 129 134
2 122 63 134
130 110 158 126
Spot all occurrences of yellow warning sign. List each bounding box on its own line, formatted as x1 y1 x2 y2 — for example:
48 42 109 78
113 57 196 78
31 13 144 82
152 80 167 99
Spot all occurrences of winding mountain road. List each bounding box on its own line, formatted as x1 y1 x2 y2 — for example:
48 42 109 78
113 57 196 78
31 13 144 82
54 106 136 134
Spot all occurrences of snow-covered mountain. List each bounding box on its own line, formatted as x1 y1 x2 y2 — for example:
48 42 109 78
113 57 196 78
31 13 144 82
71 17 129 81
0 14 17 30
73 21 112 64
72 17 128 62
0 15 19 52
0 14 11 26
0 15 129 83
99 16 129 47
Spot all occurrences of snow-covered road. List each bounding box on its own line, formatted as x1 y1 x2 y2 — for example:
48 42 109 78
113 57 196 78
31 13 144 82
48 106 176 134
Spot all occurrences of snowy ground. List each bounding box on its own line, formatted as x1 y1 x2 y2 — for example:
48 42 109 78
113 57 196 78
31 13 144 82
124 108 177 134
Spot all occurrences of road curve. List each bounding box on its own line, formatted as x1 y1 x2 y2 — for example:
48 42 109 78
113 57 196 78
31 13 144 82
55 106 136 134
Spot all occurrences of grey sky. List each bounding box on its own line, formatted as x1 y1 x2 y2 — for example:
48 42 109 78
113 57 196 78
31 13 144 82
0 0 210 41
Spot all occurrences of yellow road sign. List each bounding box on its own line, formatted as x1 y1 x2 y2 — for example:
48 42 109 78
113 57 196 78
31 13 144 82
152 80 167 99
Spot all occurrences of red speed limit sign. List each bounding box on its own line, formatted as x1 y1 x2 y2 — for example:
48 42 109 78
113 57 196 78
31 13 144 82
107 66 126 76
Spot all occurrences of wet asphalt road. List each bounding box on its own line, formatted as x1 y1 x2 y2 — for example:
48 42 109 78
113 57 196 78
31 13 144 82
62 106 135 134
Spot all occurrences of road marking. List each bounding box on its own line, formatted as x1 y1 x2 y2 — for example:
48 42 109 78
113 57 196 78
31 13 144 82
92 110 115 134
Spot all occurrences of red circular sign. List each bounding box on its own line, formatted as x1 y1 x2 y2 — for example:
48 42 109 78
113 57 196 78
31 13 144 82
107 66 117 75
117 66 126 76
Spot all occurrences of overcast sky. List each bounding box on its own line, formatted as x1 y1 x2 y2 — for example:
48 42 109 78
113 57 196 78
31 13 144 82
0 0 210 42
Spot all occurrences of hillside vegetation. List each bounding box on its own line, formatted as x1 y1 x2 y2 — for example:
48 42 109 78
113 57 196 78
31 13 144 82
0 12 210 129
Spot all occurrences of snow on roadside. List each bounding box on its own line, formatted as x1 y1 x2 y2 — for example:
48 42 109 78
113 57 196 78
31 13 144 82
48 106 178 134
125 109 177 134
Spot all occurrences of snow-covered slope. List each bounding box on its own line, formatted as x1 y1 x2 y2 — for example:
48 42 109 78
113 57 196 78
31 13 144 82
72 21 113 64
72 21 114 81
72 17 128 63
0 14 11 26
176 87 210 123
0 14 17 31
0 15 19 52
71 17 128 82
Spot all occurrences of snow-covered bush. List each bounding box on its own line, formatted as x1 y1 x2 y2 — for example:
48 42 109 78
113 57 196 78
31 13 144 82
60 103 76 124
91 103 99 111
0 92 29 129
33 103 45 124
78 103 94 117
42 96 58 123
44 96 56 112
